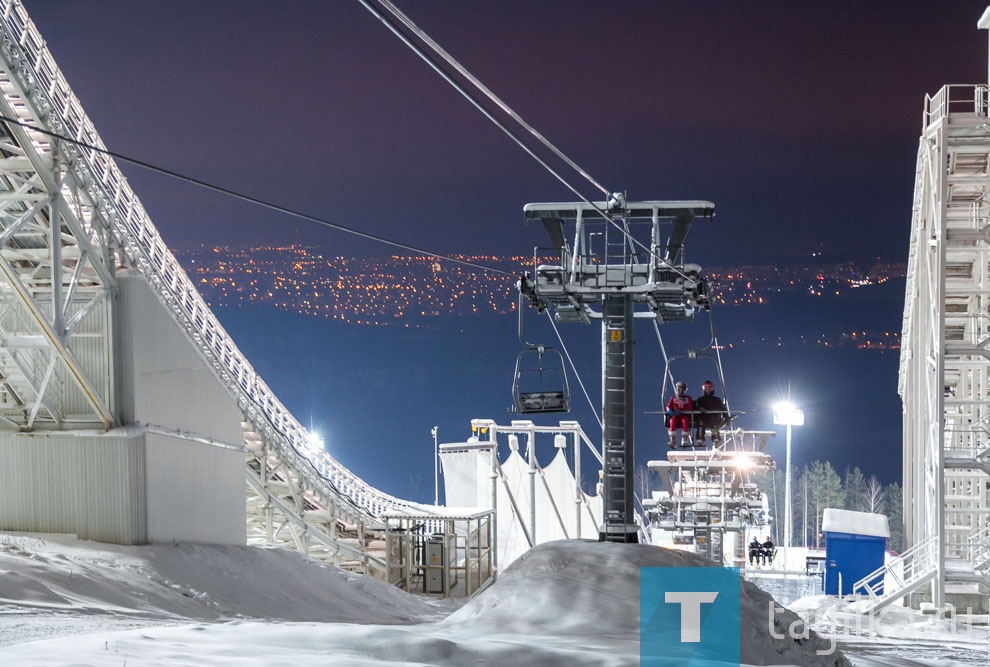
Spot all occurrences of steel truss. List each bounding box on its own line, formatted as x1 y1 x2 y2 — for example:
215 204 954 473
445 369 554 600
899 84 990 610
0 0 429 577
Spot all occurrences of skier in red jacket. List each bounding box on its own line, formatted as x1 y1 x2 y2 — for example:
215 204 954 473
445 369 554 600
665 381 693 448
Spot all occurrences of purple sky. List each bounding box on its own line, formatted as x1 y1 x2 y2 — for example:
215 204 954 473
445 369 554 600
15 1 990 492
22 1 990 263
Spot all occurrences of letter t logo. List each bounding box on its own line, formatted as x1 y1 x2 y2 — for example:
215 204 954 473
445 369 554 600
664 591 719 642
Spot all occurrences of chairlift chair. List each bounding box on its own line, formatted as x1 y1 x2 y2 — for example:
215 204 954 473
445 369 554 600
512 346 571 414
661 348 731 442
511 291 572 414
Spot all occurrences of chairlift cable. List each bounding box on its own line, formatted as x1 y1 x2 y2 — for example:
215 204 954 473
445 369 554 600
358 0 695 283
375 0 611 199
0 114 514 279
706 301 731 413
544 310 604 432
356 0 604 210
652 318 674 393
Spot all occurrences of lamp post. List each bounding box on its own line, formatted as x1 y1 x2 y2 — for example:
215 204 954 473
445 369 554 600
773 403 804 568
432 426 439 506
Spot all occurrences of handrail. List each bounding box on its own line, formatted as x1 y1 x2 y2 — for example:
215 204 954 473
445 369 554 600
923 84 990 128
852 532 938 601
968 522 990 570
0 0 419 520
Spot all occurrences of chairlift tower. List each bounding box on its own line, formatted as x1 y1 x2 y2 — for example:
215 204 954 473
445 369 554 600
519 195 714 542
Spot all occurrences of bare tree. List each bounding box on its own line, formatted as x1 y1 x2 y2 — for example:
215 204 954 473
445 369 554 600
862 475 885 514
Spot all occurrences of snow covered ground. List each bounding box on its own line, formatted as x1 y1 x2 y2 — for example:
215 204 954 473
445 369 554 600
0 532 985 666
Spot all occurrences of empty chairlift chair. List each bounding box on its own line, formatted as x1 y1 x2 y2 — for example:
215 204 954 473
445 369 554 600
512 346 571 414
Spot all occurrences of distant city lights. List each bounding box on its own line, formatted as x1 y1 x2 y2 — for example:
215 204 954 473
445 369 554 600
175 245 904 349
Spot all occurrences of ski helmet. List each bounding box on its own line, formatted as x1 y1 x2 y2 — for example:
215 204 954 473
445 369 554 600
702 380 714 391
675 381 687 390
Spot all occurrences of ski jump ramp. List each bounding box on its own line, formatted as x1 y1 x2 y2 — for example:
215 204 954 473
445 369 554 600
0 0 431 578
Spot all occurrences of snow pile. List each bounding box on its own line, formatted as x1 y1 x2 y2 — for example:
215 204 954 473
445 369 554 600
791 593 989 647
9 532 976 665
446 540 849 666
0 532 443 625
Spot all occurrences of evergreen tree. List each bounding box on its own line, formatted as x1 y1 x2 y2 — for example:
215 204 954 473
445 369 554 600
806 460 845 548
793 466 804 548
796 465 811 548
884 481 904 552
844 466 866 512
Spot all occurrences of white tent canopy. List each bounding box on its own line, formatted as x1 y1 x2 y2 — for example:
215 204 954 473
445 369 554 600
440 422 603 568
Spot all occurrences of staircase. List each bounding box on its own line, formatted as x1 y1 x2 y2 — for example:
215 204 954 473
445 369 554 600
851 533 938 613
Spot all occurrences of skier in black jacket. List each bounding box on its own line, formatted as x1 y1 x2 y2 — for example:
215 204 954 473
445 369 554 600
695 380 729 447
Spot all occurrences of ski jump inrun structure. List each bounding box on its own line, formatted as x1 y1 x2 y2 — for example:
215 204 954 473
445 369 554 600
0 0 434 580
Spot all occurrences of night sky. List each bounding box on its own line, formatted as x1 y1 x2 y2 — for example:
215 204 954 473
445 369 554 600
24 1 990 261
17 1 990 495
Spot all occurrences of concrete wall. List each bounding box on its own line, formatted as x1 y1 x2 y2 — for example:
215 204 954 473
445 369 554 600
116 271 244 446
0 431 147 544
0 429 246 546
0 271 250 546
145 431 244 545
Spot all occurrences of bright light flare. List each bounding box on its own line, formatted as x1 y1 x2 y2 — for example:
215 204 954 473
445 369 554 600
305 430 325 453
734 453 755 470
772 402 805 426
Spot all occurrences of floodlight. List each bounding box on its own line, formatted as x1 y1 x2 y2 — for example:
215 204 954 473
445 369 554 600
773 403 805 426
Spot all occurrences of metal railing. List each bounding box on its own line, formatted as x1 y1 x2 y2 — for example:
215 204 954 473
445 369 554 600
0 0 419 521
852 532 938 609
968 521 990 571
924 84 990 128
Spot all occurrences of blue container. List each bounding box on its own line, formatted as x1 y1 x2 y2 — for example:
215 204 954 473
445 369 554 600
824 530 886 596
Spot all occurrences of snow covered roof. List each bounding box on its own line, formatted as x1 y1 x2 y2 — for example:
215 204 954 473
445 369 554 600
821 508 890 538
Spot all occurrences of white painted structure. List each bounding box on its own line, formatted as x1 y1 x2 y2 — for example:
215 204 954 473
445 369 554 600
0 0 432 575
645 429 776 567
892 7 990 612
440 419 603 569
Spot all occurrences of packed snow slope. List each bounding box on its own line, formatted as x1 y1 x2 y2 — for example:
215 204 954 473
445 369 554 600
0 531 932 666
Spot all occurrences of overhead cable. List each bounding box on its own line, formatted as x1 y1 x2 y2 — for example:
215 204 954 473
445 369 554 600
375 0 611 198
544 310 603 433
355 0 607 211
359 0 696 282
0 114 513 278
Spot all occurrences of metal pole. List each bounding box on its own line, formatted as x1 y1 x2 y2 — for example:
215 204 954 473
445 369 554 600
528 429 537 546
575 430 582 537
432 426 439 505
489 439 498 574
784 424 792 561
980 8 990 87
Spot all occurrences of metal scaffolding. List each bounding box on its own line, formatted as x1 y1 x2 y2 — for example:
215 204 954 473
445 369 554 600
898 20 990 609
